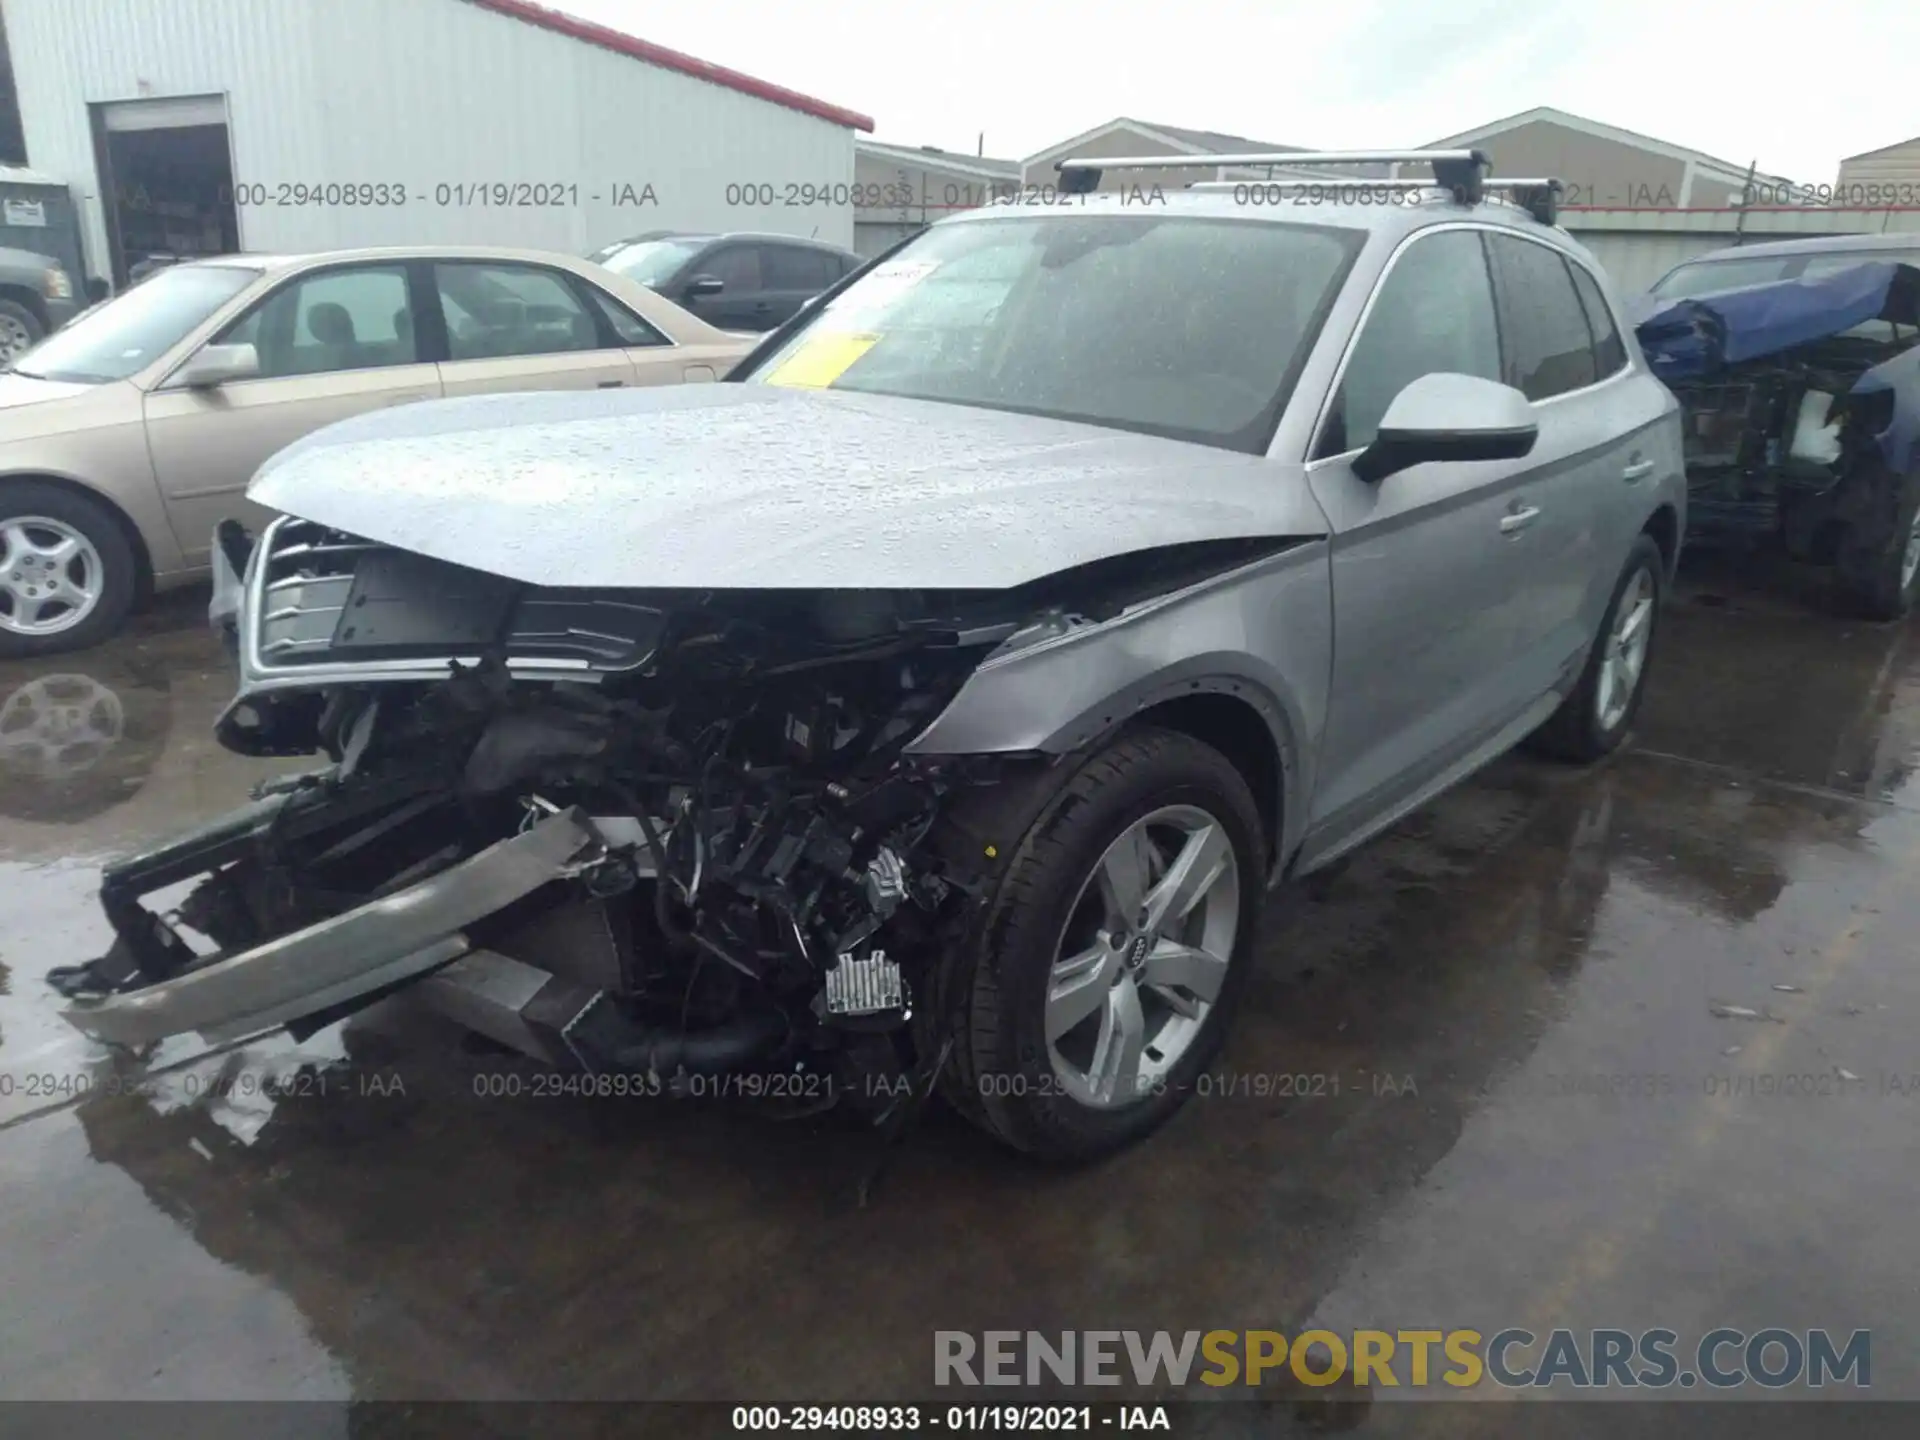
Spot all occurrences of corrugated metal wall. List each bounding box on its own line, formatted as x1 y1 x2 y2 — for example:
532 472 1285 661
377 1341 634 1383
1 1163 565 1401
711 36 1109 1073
2 0 857 275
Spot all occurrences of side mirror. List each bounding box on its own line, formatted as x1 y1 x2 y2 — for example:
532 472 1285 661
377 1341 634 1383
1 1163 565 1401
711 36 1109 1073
685 274 725 298
1351 372 1538 484
177 342 260 389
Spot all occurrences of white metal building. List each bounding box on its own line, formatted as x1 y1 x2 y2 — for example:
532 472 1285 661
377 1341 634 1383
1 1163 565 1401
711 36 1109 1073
0 0 873 286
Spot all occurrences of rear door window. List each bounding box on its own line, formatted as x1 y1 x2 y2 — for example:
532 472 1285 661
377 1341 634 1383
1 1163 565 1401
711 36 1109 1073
1568 262 1627 379
433 263 602 360
1486 235 1598 400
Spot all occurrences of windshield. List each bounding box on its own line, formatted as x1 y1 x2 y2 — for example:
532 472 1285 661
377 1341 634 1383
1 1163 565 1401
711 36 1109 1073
11 264 260 382
594 239 708 287
741 215 1363 451
1650 249 1920 299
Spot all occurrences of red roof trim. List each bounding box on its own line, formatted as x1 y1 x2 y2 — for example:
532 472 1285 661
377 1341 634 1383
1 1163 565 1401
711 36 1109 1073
463 0 874 132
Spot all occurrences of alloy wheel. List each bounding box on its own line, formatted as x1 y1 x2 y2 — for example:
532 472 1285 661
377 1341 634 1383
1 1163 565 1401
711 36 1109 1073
1045 803 1241 1109
1594 564 1654 733
0 517 105 636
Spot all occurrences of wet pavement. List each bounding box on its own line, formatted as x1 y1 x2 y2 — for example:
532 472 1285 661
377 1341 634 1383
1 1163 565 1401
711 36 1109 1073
1 562 1917 1430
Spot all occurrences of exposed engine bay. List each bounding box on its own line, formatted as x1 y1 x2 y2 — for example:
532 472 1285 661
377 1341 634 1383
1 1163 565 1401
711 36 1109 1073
1670 333 1904 542
49 514 1291 1120
1636 259 1920 615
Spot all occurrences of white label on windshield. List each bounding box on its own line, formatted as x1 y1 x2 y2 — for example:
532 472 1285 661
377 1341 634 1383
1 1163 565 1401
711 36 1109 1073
829 259 940 311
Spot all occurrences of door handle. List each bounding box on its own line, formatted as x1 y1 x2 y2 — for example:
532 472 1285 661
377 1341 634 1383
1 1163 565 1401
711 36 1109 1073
597 379 626 388
1500 504 1541 534
1622 459 1655 482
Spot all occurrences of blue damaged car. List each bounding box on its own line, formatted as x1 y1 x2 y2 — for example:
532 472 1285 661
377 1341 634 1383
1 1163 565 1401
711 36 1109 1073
1636 244 1920 618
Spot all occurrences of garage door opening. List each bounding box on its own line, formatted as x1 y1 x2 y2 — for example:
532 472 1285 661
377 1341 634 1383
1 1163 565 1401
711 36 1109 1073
90 95 239 288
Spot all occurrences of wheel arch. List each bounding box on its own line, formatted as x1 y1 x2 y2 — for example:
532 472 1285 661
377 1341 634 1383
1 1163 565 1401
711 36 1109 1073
922 661 1304 886
1642 501 1681 581
0 469 155 601
0 283 50 333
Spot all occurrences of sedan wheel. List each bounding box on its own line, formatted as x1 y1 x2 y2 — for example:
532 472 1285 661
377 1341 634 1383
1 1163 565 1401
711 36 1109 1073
946 727 1265 1160
0 517 107 637
0 480 139 659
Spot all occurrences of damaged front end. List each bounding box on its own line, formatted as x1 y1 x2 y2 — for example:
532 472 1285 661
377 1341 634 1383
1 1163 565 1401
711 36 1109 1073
51 513 1287 1106
1637 260 1920 612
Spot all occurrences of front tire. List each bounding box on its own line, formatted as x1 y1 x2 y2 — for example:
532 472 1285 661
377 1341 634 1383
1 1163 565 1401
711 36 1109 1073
946 727 1266 1161
1835 473 1920 622
0 298 44 364
0 480 139 658
1527 534 1664 763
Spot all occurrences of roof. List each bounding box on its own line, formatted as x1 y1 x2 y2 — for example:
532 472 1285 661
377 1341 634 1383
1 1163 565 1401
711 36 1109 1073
173 243 683 272
934 185 1579 255
460 0 873 131
1424 106 1795 187
857 138 1020 179
1022 117 1303 167
1841 134 1920 163
1130 121 1301 155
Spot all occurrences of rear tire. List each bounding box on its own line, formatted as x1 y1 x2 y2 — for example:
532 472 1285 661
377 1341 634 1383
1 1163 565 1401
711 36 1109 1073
1527 534 1665 764
944 727 1266 1161
1835 473 1920 622
0 479 139 659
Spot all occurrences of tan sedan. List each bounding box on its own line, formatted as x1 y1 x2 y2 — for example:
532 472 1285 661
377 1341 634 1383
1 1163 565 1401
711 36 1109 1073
0 245 753 656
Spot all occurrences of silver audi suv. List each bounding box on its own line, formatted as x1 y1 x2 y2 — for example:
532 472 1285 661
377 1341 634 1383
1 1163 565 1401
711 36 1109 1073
52 151 1685 1162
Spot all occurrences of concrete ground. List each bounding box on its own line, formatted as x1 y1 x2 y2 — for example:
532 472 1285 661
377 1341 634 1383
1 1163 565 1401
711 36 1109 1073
1 556 1916 1433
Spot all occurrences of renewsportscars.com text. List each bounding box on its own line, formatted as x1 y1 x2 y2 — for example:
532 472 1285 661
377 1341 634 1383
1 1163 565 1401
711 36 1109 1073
934 1328 1870 1390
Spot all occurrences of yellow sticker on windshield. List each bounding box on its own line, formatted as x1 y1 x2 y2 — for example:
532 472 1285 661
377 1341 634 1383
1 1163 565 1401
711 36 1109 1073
763 332 879 389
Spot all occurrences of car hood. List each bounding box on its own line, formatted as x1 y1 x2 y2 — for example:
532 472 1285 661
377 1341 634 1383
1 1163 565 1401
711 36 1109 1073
248 385 1320 590
0 371 100 409
1633 261 1920 381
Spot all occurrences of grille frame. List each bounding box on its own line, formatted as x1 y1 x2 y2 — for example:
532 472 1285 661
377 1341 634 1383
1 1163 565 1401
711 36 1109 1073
234 516 656 698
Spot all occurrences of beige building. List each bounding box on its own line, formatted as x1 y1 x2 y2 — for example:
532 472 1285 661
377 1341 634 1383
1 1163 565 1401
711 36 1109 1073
853 138 1019 256
1424 106 1793 209
1837 136 1920 196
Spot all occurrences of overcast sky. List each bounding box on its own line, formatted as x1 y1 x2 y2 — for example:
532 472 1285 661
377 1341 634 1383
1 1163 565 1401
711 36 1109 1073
548 0 1914 183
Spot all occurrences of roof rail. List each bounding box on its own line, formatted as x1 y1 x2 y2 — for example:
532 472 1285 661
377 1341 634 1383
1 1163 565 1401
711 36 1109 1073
1181 173 1565 225
1057 148 1495 202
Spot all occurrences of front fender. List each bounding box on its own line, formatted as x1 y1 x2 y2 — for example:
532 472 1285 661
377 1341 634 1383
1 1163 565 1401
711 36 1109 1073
907 541 1331 871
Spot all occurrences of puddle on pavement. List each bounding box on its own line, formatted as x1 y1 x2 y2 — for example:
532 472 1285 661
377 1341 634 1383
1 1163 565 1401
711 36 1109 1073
0 568 1917 1400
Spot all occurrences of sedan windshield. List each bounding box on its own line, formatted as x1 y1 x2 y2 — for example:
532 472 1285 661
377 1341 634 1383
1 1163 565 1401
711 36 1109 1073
741 215 1363 452
11 264 260 382
594 239 709 287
